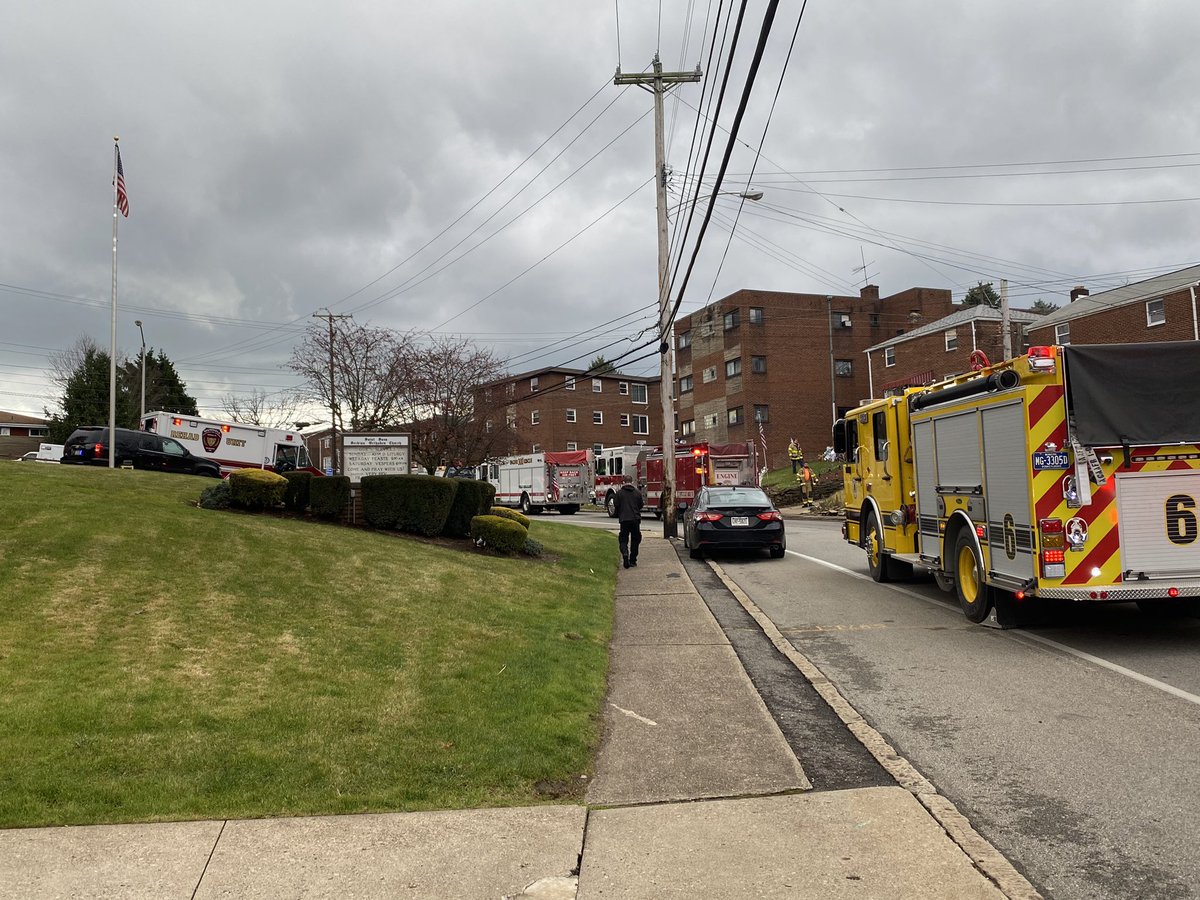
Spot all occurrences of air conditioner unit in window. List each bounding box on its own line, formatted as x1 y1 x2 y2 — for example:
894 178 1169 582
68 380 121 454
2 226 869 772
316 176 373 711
836 315 852 328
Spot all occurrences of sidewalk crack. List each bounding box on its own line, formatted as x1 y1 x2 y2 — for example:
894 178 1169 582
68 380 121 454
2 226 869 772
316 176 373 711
190 819 227 900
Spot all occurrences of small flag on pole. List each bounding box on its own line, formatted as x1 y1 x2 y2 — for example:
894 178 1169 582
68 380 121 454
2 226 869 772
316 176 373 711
115 148 129 217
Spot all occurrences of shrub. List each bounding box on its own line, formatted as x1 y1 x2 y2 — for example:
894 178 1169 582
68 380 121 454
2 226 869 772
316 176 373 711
443 478 498 537
228 469 288 510
282 471 313 511
310 475 351 519
523 536 544 558
470 515 528 554
361 475 407 529
489 507 530 529
396 475 458 536
198 480 232 510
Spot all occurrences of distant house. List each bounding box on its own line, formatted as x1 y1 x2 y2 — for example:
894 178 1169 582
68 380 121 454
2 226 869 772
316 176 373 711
0 411 51 460
1026 264 1200 347
866 305 1041 396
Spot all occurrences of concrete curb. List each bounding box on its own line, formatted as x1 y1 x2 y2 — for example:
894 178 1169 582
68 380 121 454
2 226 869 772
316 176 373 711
704 557 1044 900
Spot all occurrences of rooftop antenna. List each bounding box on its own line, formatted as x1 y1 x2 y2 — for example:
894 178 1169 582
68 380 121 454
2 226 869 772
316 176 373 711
852 245 877 287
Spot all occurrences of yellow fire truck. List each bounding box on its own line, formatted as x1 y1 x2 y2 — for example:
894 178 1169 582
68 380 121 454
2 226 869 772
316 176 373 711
833 341 1200 626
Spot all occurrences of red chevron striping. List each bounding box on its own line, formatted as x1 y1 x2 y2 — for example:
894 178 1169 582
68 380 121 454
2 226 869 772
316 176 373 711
1061 525 1122 585
1036 481 1063 522
1027 385 1064 431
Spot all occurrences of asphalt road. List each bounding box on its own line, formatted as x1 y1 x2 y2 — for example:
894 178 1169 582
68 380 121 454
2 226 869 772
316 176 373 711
716 518 1200 900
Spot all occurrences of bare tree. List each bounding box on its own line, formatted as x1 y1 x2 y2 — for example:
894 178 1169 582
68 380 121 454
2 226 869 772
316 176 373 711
48 334 101 392
399 336 516 473
288 320 417 432
220 388 307 429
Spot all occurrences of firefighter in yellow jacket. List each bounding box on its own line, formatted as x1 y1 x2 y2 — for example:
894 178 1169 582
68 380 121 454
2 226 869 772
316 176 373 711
788 439 802 475
799 462 814 506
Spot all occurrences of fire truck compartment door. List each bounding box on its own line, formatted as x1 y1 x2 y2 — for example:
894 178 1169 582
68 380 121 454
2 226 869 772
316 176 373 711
1116 471 1200 579
933 411 982 491
982 402 1035 581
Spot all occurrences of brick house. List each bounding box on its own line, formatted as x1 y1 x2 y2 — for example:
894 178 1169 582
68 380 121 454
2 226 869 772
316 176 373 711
865 306 1042 396
477 367 661 454
1026 264 1200 347
1 411 51 460
673 285 955 469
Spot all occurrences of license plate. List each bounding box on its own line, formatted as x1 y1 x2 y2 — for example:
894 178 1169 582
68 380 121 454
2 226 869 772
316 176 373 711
1033 451 1070 470
75 449 85 456
731 516 750 527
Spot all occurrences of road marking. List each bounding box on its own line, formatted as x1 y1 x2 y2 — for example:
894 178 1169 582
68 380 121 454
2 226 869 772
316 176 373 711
785 549 1200 709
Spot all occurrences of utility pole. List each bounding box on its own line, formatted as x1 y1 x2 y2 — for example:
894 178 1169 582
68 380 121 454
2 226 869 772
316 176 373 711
615 54 701 539
827 296 837 423
313 310 351 475
1000 279 1011 360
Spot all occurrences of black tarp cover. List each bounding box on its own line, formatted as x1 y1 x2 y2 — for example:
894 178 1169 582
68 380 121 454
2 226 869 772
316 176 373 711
1065 341 1200 446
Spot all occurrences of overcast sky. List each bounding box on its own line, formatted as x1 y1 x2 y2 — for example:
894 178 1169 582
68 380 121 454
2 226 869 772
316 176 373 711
3 1 1199 420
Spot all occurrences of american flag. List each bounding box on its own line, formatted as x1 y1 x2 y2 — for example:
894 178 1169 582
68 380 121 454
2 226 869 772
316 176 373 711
115 147 129 217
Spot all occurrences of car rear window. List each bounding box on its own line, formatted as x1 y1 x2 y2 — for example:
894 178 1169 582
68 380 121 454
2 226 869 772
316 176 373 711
709 489 770 506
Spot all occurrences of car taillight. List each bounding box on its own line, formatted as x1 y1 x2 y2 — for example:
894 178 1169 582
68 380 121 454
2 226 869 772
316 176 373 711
93 443 104 455
1039 518 1066 578
696 512 723 522
757 511 782 521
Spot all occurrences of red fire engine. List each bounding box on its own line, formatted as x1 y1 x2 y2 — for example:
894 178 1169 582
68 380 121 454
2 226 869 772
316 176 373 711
637 441 758 516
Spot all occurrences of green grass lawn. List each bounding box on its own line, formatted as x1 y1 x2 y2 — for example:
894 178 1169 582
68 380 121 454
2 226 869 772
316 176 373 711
0 465 616 827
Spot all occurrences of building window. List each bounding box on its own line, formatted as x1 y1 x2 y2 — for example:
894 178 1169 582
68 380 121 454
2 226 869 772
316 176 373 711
531 410 540 426
835 359 853 377
619 381 629 395
593 443 604 453
723 309 740 330
702 366 717 383
1147 298 1166 327
593 378 602 393
884 347 896 367
566 408 576 422
679 330 692 349
593 411 604 425
532 443 540 452
485 421 493 433
631 383 648 404
506 411 516 427
749 307 764 325
679 374 693 393
944 329 958 351
620 413 630 427
682 419 696 437
754 405 769 423
703 413 718 429
506 383 515 396
530 376 539 392
870 313 880 327
1055 322 1071 345
29 427 48 437
322 437 331 449
565 377 576 391
751 355 767 374
566 442 577 451
728 406 744 426
725 358 742 378
632 415 649 434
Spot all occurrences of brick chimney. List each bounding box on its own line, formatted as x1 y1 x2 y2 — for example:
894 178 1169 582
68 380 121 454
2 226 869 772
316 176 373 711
860 284 880 302
1070 285 1089 302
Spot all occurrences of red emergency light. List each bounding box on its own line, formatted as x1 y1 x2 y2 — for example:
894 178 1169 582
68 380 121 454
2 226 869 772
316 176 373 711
172 417 182 426
1027 346 1057 371
222 425 231 433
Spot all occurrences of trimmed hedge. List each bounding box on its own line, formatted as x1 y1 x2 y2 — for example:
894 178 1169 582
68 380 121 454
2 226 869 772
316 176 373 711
470 514 528 554
310 475 350 519
361 474 408 529
198 480 232 510
443 478 498 537
282 471 313 511
228 469 288 510
489 507 530 529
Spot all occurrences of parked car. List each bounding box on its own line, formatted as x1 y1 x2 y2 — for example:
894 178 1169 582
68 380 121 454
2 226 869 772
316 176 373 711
61 427 220 477
683 485 786 559
16 451 38 462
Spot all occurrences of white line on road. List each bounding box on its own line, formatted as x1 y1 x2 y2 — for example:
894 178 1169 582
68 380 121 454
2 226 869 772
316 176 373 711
785 549 1200 708
608 703 658 726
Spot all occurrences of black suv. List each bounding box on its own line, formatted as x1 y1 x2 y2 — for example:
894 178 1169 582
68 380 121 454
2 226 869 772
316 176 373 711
61 427 221 477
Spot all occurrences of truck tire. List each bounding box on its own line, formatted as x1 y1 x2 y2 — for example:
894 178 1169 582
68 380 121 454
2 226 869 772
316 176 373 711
864 514 892 583
953 529 993 623
519 494 532 514
605 492 617 518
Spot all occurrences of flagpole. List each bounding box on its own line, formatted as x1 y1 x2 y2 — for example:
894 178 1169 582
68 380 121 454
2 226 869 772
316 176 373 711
109 137 120 468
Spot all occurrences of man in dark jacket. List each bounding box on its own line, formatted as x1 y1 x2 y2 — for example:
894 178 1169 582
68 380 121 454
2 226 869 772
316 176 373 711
613 474 644 568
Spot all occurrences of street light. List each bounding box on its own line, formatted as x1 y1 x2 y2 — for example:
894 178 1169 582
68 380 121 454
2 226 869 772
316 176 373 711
666 189 764 216
134 319 146 419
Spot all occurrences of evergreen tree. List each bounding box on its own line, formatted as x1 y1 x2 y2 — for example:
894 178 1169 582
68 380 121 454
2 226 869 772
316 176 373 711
587 354 617 375
1030 299 1059 315
962 281 1001 309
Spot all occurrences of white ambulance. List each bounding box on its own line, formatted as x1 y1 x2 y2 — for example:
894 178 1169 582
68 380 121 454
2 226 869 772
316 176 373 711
141 411 319 477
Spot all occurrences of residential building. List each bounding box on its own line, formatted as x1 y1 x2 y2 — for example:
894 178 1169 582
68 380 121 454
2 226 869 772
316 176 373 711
674 285 955 469
476 366 661 454
1 411 51 460
1026 264 1200 347
866 306 1041 396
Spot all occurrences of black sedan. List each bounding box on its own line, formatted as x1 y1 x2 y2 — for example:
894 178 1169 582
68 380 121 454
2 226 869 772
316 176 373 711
683 486 786 559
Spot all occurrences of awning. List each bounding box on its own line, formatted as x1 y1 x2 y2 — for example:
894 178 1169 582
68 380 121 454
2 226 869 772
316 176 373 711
879 370 934 391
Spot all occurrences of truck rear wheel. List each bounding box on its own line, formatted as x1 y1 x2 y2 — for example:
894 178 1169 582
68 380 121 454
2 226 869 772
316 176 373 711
953 530 993 623
605 492 617 518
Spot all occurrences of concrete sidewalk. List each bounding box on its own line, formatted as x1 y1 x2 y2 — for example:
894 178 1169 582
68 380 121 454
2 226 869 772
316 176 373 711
0 533 1026 899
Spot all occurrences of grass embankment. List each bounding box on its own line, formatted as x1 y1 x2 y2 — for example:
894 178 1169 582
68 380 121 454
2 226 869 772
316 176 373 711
0 465 616 828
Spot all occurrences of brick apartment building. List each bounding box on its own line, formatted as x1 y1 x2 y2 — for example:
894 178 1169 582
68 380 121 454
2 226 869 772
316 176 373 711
1 411 51 459
478 366 661 454
865 306 1041 396
1027 264 1200 347
674 285 955 470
